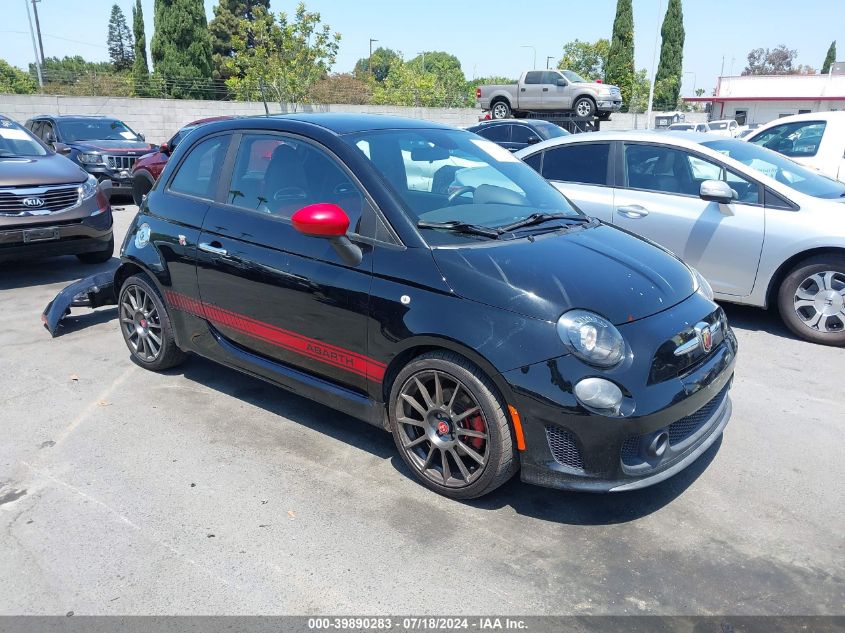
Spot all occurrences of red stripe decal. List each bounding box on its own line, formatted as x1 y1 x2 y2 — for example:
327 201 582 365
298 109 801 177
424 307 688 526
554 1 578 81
165 290 385 383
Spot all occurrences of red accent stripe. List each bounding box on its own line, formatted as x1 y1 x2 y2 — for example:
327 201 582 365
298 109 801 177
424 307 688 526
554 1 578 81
165 290 385 383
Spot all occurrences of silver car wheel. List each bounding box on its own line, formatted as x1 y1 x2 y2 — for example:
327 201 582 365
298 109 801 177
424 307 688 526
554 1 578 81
792 270 845 333
575 99 593 117
492 103 509 119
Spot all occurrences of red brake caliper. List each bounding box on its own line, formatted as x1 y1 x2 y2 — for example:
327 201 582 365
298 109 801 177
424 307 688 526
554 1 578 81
465 414 485 450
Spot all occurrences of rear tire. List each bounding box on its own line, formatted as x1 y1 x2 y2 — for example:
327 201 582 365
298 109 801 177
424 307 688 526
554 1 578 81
490 100 511 119
132 174 152 206
388 351 517 499
776 255 845 346
119 273 187 370
76 236 114 264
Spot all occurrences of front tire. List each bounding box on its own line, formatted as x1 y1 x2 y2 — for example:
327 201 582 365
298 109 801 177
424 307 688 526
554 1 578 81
76 236 114 264
119 274 188 370
490 100 511 119
573 96 596 118
388 351 517 499
777 255 845 346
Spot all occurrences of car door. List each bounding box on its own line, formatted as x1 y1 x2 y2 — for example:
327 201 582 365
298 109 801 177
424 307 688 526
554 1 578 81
535 142 615 222
520 71 545 109
612 142 765 296
545 71 572 110
195 131 377 393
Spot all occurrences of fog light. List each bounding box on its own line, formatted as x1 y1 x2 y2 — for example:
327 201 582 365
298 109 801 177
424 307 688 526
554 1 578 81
574 378 623 412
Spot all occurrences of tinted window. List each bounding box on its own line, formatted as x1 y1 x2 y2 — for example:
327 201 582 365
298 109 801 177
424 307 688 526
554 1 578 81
0 120 48 157
531 122 569 140
749 121 826 157
542 143 610 185
522 152 542 173
542 71 561 84
169 135 229 199
524 72 544 85
476 125 510 143
40 121 54 141
227 134 366 228
511 125 536 144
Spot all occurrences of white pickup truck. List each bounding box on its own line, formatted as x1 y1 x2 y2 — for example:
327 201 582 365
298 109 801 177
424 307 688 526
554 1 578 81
476 70 622 120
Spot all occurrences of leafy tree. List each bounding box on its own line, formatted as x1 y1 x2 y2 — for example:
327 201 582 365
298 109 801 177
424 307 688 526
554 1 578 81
0 59 37 94
822 41 836 74
743 45 798 75
209 0 269 80
309 72 371 105
353 47 401 82
605 0 635 104
151 0 214 99
225 3 340 111
407 51 468 106
557 39 609 80
32 55 113 84
653 0 684 110
107 4 134 71
627 68 650 113
132 0 150 95
371 61 438 107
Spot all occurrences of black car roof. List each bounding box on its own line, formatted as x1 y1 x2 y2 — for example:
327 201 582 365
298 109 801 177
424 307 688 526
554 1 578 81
233 113 454 135
467 119 553 130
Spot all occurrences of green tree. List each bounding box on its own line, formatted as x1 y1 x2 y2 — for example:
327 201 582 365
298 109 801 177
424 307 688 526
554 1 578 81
605 0 635 104
32 56 113 84
151 0 214 99
653 0 684 110
407 51 468 106
557 39 609 80
822 40 836 74
208 0 270 80
132 0 150 95
107 4 134 71
353 47 401 82
371 60 438 107
743 45 798 75
0 59 37 94
225 3 340 111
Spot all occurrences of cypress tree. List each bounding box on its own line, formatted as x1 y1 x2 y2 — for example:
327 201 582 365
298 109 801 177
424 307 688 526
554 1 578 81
209 0 270 80
107 4 134 71
151 0 213 99
821 41 836 74
654 0 685 110
605 0 635 106
132 0 150 94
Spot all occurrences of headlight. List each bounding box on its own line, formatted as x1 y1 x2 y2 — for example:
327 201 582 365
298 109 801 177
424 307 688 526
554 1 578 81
691 267 714 301
78 152 104 165
79 174 98 200
557 310 625 368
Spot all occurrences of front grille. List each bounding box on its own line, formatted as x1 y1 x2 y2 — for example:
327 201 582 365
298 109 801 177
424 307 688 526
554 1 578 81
649 308 727 384
545 425 585 470
106 155 136 170
0 185 80 216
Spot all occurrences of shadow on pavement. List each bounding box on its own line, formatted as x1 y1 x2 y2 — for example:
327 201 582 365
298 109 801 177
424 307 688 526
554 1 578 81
721 302 797 341
0 256 118 291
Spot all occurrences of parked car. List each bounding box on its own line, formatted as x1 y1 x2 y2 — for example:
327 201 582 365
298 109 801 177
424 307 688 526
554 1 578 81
735 123 762 139
477 70 622 120
43 114 736 499
745 111 845 182
131 116 235 205
668 122 710 133
0 114 113 263
707 119 739 137
25 115 155 199
516 131 845 345
466 119 569 152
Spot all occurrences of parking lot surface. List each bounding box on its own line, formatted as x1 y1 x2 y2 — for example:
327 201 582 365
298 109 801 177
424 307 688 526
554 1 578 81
1 205 843 615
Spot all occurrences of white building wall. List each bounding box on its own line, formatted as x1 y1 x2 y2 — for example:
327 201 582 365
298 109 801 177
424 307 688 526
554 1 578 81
712 99 845 125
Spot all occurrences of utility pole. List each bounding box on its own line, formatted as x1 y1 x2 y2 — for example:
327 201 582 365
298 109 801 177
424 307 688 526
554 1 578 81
24 0 43 90
546 56 554 70
31 0 45 66
369 38 378 77
645 0 663 129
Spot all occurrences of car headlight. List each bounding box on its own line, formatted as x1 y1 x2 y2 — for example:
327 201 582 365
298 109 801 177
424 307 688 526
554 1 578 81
557 310 625 368
78 152 104 165
79 174 98 200
691 267 714 301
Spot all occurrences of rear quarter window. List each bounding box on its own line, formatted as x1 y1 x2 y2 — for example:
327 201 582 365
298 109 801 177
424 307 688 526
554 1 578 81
168 135 230 200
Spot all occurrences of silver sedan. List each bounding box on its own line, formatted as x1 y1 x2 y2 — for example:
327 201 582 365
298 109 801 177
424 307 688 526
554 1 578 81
515 131 845 346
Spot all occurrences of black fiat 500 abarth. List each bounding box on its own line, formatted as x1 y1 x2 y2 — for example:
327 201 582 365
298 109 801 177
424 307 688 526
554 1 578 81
43 114 737 499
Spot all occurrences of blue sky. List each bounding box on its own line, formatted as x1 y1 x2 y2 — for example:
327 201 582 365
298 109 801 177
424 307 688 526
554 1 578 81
2 0 842 96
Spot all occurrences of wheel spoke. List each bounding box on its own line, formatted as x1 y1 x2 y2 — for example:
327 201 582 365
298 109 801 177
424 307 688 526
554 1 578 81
421 445 436 470
128 288 139 311
404 434 428 449
433 372 444 407
456 428 487 439
457 442 486 466
804 311 823 328
450 448 472 481
397 415 425 428
413 376 434 408
793 299 816 310
400 393 428 418
440 448 451 483
795 288 816 302
452 406 480 423
817 313 834 332
148 329 162 346
446 384 461 413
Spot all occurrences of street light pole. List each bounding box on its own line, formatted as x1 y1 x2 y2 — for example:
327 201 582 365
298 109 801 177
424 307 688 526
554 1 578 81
520 45 536 70
369 38 378 77
546 56 554 70
645 0 663 129
24 0 43 90
31 0 45 66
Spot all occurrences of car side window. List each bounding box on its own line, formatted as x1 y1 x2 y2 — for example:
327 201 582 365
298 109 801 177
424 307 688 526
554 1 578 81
477 125 510 143
542 71 561 84
624 144 697 195
524 71 543 85
227 133 367 230
522 152 542 173
40 121 54 142
169 135 230 200
542 143 610 186
510 125 535 144
750 121 826 157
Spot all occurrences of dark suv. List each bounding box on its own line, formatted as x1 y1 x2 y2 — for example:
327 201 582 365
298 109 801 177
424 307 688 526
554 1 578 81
25 115 155 199
0 115 113 263
44 114 736 499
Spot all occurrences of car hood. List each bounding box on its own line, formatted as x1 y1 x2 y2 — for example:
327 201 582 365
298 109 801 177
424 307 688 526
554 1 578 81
0 153 88 186
70 140 155 153
431 223 696 325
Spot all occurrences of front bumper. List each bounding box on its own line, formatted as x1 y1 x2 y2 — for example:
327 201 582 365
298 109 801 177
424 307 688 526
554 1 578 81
502 293 737 492
0 208 112 262
80 164 133 196
596 99 623 112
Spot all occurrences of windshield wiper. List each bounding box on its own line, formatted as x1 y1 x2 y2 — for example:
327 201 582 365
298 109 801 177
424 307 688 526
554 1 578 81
417 220 500 239
495 212 590 234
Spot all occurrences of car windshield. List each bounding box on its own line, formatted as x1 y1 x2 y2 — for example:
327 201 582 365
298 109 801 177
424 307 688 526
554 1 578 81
561 70 587 83
533 122 570 139
703 139 845 198
0 121 48 157
709 122 728 130
344 128 581 243
57 118 140 142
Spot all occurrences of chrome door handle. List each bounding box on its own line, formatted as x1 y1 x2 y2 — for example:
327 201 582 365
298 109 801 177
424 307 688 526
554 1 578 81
199 242 228 256
617 205 650 219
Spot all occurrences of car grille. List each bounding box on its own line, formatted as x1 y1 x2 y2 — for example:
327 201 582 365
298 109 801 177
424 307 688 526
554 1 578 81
621 383 730 463
0 185 81 216
545 425 585 470
106 155 137 170
649 308 727 384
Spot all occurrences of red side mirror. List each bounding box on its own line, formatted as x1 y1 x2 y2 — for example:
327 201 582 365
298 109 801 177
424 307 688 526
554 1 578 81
291 203 349 238
159 142 170 155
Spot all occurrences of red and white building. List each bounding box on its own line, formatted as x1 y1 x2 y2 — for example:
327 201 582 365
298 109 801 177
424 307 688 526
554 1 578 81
685 72 845 126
